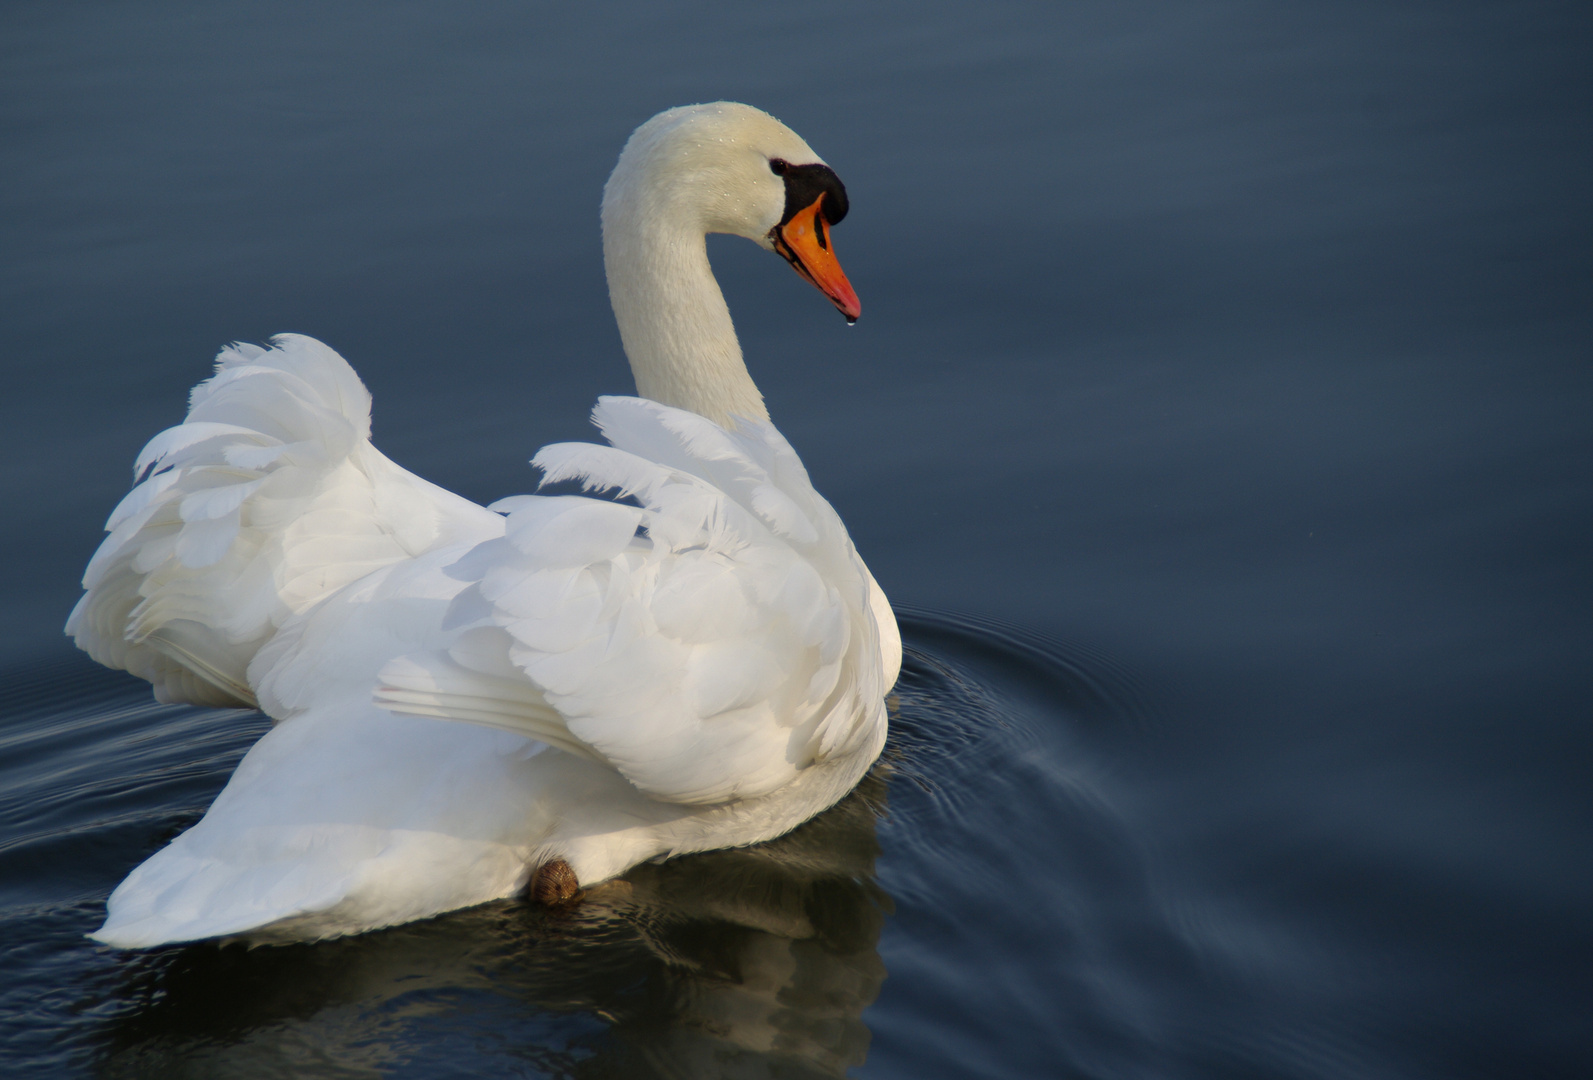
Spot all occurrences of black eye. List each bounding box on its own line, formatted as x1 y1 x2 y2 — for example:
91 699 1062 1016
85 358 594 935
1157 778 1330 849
769 158 790 176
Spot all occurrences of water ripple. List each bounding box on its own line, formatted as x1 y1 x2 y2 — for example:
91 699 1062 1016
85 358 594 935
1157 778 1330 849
0 618 1414 1079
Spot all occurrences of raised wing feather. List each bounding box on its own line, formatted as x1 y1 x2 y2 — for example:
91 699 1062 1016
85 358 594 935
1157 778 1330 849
68 335 503 708
376 397 889 806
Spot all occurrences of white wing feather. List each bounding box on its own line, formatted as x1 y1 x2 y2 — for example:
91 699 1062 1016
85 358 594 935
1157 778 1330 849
67 335 503 707
376 396 889 806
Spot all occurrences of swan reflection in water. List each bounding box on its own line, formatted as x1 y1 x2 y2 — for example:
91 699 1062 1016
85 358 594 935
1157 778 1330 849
94 768 893 1079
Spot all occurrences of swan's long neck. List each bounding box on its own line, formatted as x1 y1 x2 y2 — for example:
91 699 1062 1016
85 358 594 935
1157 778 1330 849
602 167 768 428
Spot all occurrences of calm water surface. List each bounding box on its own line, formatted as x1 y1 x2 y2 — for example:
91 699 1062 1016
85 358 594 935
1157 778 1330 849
3 2 1589 1077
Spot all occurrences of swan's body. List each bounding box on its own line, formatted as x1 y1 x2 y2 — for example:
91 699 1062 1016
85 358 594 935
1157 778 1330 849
69 103 899 948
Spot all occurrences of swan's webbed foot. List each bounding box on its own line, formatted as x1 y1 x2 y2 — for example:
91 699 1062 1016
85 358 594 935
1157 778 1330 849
530 858 581 907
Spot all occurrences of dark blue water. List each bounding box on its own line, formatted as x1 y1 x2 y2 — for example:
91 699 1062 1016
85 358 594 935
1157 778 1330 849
3 2 1590 1076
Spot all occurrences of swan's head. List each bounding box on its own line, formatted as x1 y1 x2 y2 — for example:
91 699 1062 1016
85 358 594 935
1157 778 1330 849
603 102 861 321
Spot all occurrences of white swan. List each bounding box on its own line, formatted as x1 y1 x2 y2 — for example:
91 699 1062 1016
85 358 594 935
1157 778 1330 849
68 102 901 948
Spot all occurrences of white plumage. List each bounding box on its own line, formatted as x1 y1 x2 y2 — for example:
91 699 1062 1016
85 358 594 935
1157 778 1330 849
69 103 899 948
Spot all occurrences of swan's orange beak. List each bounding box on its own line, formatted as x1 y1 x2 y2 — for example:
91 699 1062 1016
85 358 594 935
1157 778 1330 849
773 194 861 323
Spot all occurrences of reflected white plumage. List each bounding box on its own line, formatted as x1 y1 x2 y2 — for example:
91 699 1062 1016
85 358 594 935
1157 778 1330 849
69 102 900 948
